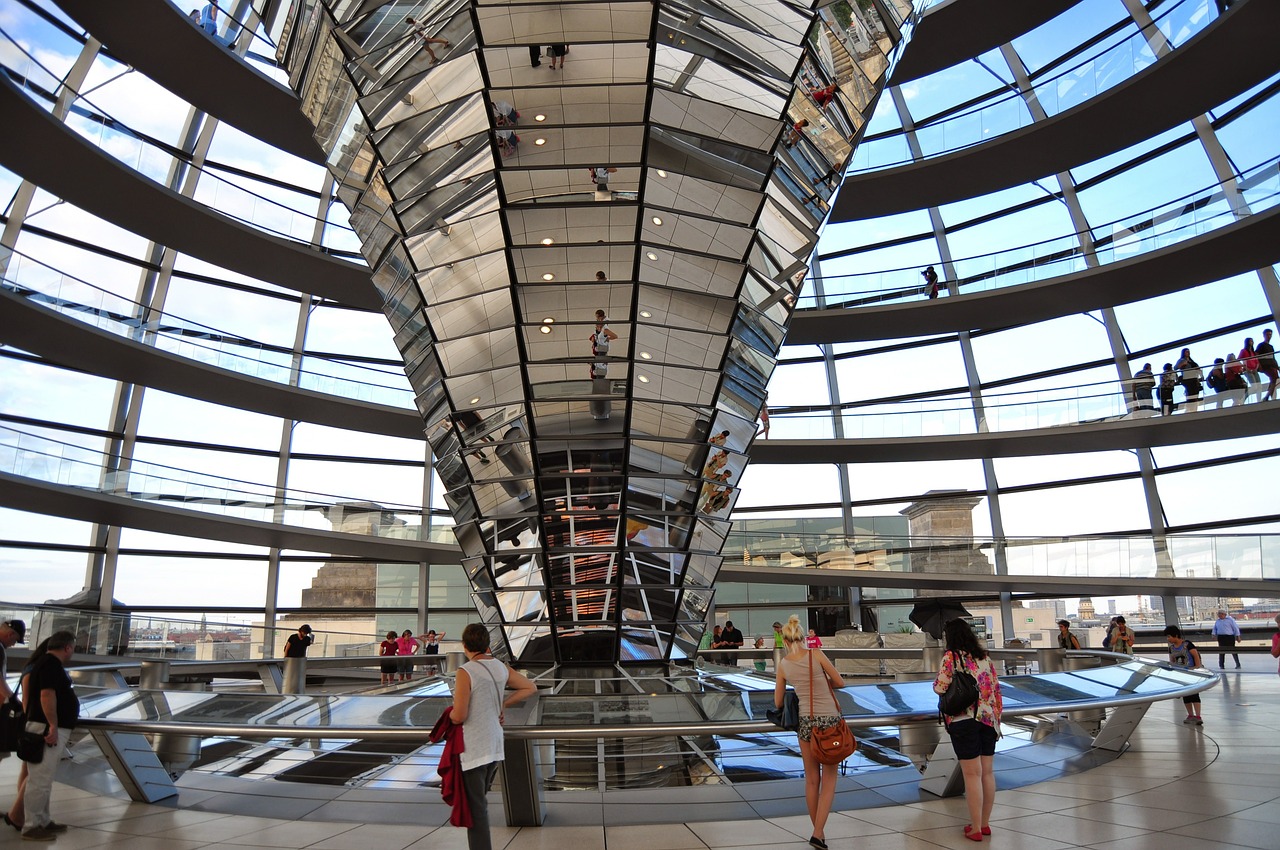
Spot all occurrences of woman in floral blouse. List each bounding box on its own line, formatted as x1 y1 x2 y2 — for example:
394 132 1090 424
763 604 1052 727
933 618 1003 842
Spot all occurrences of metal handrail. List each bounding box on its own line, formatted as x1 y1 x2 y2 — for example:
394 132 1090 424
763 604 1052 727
71 653 1218 742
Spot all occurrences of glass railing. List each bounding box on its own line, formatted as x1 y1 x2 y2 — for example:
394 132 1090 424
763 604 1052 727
724 529 1280 582
802 155 1280 309
849 0 1215 172
0 26 357 249
767 374 1271 440
0 425 449 544
0 602 410 660
0 251 415 408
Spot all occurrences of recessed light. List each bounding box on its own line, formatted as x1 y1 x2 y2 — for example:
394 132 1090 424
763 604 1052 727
639 310 652 318
638 375 650 383
542 317 555 324
640 351 652 360
646 252 658 261
656 170 667 178
651 216 663 226
534 138 546 146
541 238 554 246
470 397 481 404
535 114 546 122
542 273 555 280
539 325 552 334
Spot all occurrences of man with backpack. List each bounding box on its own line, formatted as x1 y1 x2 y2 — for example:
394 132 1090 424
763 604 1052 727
1056 620 1081 650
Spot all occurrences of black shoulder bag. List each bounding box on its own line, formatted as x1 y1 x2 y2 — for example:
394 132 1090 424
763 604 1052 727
938 650 979 718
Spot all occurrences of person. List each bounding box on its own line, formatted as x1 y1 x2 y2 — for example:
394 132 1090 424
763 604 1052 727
0 619 23 704
379 630 399 685
932 618 1002 843
188 9 200 23
774 614 844 850
548 43 567 70
709 430 730 448
595 270 607 282
758 394 770 438
1239 337 1261 388
783 119 809 149
1109 615 1134 655
772 621 786 649
589 167 616 188
529 45 542 68
1131 364 1155 411
805 628 823 649
1158 363 1178 416
405 16 450 64
397 629 420 681
753 636 768 672
1224 353 1248 405
199 2 219 36
589 310 617 379
424 629 446 675
449 624 537 850
1165 626 1203 724
1211 609 1242 669
1176 348 1202 412
495 128 519 158
1256 328 1278 401
810 83 837 108
1206 357 1228 404
719 620 744 665
705 625 723 661
703 448 729 477
1271 613 1280 677
21 631 80 841
491 99 518 127
1056 619 1081 650
922 265 940 299
284 624 314 658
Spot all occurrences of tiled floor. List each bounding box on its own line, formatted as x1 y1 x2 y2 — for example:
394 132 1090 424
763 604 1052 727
2 657 1277 849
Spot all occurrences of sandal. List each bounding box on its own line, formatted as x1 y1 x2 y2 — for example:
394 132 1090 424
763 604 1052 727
3 814 21 831
808 838 828 850
963 824 983 842
981 826 992 835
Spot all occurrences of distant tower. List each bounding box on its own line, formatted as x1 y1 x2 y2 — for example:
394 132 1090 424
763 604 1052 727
1078 597 1096 620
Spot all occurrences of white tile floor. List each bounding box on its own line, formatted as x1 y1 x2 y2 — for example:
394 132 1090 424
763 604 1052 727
2 660 1277 849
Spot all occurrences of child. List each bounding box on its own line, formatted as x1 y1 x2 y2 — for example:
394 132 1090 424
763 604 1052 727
806 628 822 649
1165 625 1203 724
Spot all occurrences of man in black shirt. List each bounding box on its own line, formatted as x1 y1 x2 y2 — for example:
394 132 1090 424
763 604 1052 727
284 624 314 658
718 620 744 665
23 630 79 841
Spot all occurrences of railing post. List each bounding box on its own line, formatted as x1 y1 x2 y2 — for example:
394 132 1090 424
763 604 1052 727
139 660 169 690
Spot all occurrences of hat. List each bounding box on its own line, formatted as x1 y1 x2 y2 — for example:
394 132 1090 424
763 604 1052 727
299 624 313 634
3 619 25 642
772 622 783 630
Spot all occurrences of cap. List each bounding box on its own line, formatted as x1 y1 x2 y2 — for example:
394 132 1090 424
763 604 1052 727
3 619 25 642
772 622 783 630
299 624 313 634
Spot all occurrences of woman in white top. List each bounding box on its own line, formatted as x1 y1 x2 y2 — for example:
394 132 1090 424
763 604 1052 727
774 615 844 850
450 624 537 850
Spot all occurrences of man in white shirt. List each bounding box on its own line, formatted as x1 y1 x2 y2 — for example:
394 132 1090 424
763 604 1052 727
1211 609 1242 669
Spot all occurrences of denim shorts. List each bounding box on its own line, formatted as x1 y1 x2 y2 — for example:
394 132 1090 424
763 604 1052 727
947 718 997 759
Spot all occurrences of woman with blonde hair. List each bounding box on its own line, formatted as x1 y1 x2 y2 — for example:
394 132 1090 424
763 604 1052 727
774 615 844 849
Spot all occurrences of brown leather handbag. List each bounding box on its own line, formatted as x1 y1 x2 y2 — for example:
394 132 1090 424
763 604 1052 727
808 650 856 765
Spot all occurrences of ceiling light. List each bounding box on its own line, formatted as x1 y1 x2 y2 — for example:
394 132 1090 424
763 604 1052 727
534 138 546 146
638 375 650 383
539 325 552 334
639 310 652 318
535 114 546 122
640 351 652 360
646 252 658 261
651 216 663 226
542 317 555 324
470 397 481 404
542 273 555 280
541 238 554 246
656 170 667 178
